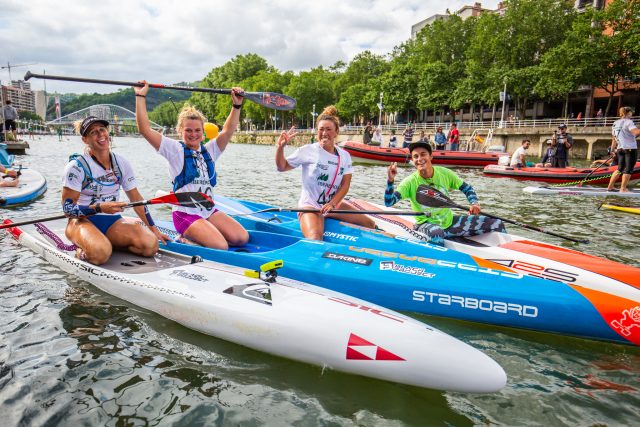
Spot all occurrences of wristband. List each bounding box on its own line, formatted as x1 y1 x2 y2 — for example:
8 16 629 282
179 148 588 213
63 198 97 218
94 203 102 213
144 206 155 227
232 104 242 110
136 94 146 98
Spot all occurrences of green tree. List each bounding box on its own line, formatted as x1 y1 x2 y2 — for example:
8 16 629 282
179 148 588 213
191 53 270 123
286 66 336 129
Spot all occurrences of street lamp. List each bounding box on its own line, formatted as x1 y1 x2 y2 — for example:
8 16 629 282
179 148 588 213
377 92 384 127
311 103 317 132
499 77 508 129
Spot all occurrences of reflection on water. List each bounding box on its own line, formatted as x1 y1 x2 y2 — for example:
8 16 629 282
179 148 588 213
0 137 639 425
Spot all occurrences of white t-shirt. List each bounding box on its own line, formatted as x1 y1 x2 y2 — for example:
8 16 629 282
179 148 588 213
612 118 638 150
158 135 222 217
286 143 354 208
510 146 528 167
62 152 137 205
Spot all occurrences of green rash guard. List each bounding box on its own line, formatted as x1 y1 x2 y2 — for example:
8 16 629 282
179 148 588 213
396 167 463 228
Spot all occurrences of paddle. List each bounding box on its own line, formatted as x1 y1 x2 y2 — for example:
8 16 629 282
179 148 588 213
0 192 213 230
24 71 297 111
415 185 590 244
234 207 431 217
576 152 616 187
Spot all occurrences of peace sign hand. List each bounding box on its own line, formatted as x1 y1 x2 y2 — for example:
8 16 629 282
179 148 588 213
276 126 299 148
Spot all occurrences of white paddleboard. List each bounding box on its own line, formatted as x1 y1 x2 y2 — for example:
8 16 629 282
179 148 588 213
2 218 506 393
523 186 640 198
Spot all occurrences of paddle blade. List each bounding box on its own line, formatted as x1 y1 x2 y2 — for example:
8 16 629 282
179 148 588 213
243 92 297 111
149 192 214 209
416 185 457 209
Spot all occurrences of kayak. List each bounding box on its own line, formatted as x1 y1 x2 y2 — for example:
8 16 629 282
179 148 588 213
1 218 506 393
154 212 640 346
483 162 640 184
0 168 47 206
340 141 502 168
523 186 640 198
600 204 640 215
197 194 640 345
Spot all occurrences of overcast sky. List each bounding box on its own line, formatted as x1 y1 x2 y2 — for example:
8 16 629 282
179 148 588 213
0 0 500 94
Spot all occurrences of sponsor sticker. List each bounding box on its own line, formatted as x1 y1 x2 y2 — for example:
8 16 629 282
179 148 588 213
322 251 372 266
380 260 436 278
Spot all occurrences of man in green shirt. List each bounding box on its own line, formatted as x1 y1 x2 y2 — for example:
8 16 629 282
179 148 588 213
384 141 506 245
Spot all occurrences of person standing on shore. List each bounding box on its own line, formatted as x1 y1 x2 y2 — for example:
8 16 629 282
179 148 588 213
402 123 414 149
2 100 19 141
275 106 375 240
135 81 249 249
434 127 446 150
607 107 640 193
447 123 460 151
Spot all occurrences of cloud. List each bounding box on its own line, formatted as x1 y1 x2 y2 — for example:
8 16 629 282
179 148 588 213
0 0 500 93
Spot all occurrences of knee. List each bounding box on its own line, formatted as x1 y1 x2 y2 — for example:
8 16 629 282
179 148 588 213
304 231 324 241
132 233 159 257
227 229 249 247
84 245 112 265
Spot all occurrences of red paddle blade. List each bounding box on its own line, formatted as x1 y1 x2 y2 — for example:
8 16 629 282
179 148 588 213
244 91 297 111
149 192 214 209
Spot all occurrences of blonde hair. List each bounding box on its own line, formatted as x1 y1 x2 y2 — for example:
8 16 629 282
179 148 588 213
73 120 83 135
176 105 207 132
316 105 340 132
619 106 633 117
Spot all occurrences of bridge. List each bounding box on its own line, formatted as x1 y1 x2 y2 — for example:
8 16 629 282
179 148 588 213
46 104 164 134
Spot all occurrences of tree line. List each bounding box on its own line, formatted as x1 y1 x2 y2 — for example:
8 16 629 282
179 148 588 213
40 0 639 128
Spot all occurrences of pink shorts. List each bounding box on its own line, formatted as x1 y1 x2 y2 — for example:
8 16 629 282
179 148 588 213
172 209 218 235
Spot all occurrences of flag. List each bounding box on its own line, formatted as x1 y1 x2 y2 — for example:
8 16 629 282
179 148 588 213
55 96 61 120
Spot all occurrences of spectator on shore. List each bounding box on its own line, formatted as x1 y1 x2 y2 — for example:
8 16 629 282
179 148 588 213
434 127 446 150
447 123 460 151
509 139 530 168
551 124 573 168
2 100 18 141
402 123 414 148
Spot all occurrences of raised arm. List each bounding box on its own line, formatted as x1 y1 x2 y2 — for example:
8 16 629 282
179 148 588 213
134 81 163 150
384 163 402 207
214 87 244 152
275 126 298 172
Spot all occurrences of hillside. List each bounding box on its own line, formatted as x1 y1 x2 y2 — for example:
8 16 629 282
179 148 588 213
45 83 195 120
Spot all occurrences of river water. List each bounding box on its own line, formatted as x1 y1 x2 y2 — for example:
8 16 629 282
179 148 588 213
1 136 639 426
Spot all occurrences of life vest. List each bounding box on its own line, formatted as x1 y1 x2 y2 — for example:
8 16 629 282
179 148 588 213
70 152 122 190
172 141 216 192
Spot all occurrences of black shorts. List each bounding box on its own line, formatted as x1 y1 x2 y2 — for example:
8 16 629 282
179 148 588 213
4 120 16 131
617 149 638 175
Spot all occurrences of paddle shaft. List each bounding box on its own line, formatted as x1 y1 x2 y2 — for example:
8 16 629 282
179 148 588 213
440 199 589 244
26 71 235 95
24 71 297 110
576 152 616 187
239 208 430 216
0 194 207 230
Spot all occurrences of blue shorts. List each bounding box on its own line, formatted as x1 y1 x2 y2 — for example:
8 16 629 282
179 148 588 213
88 214 122 234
